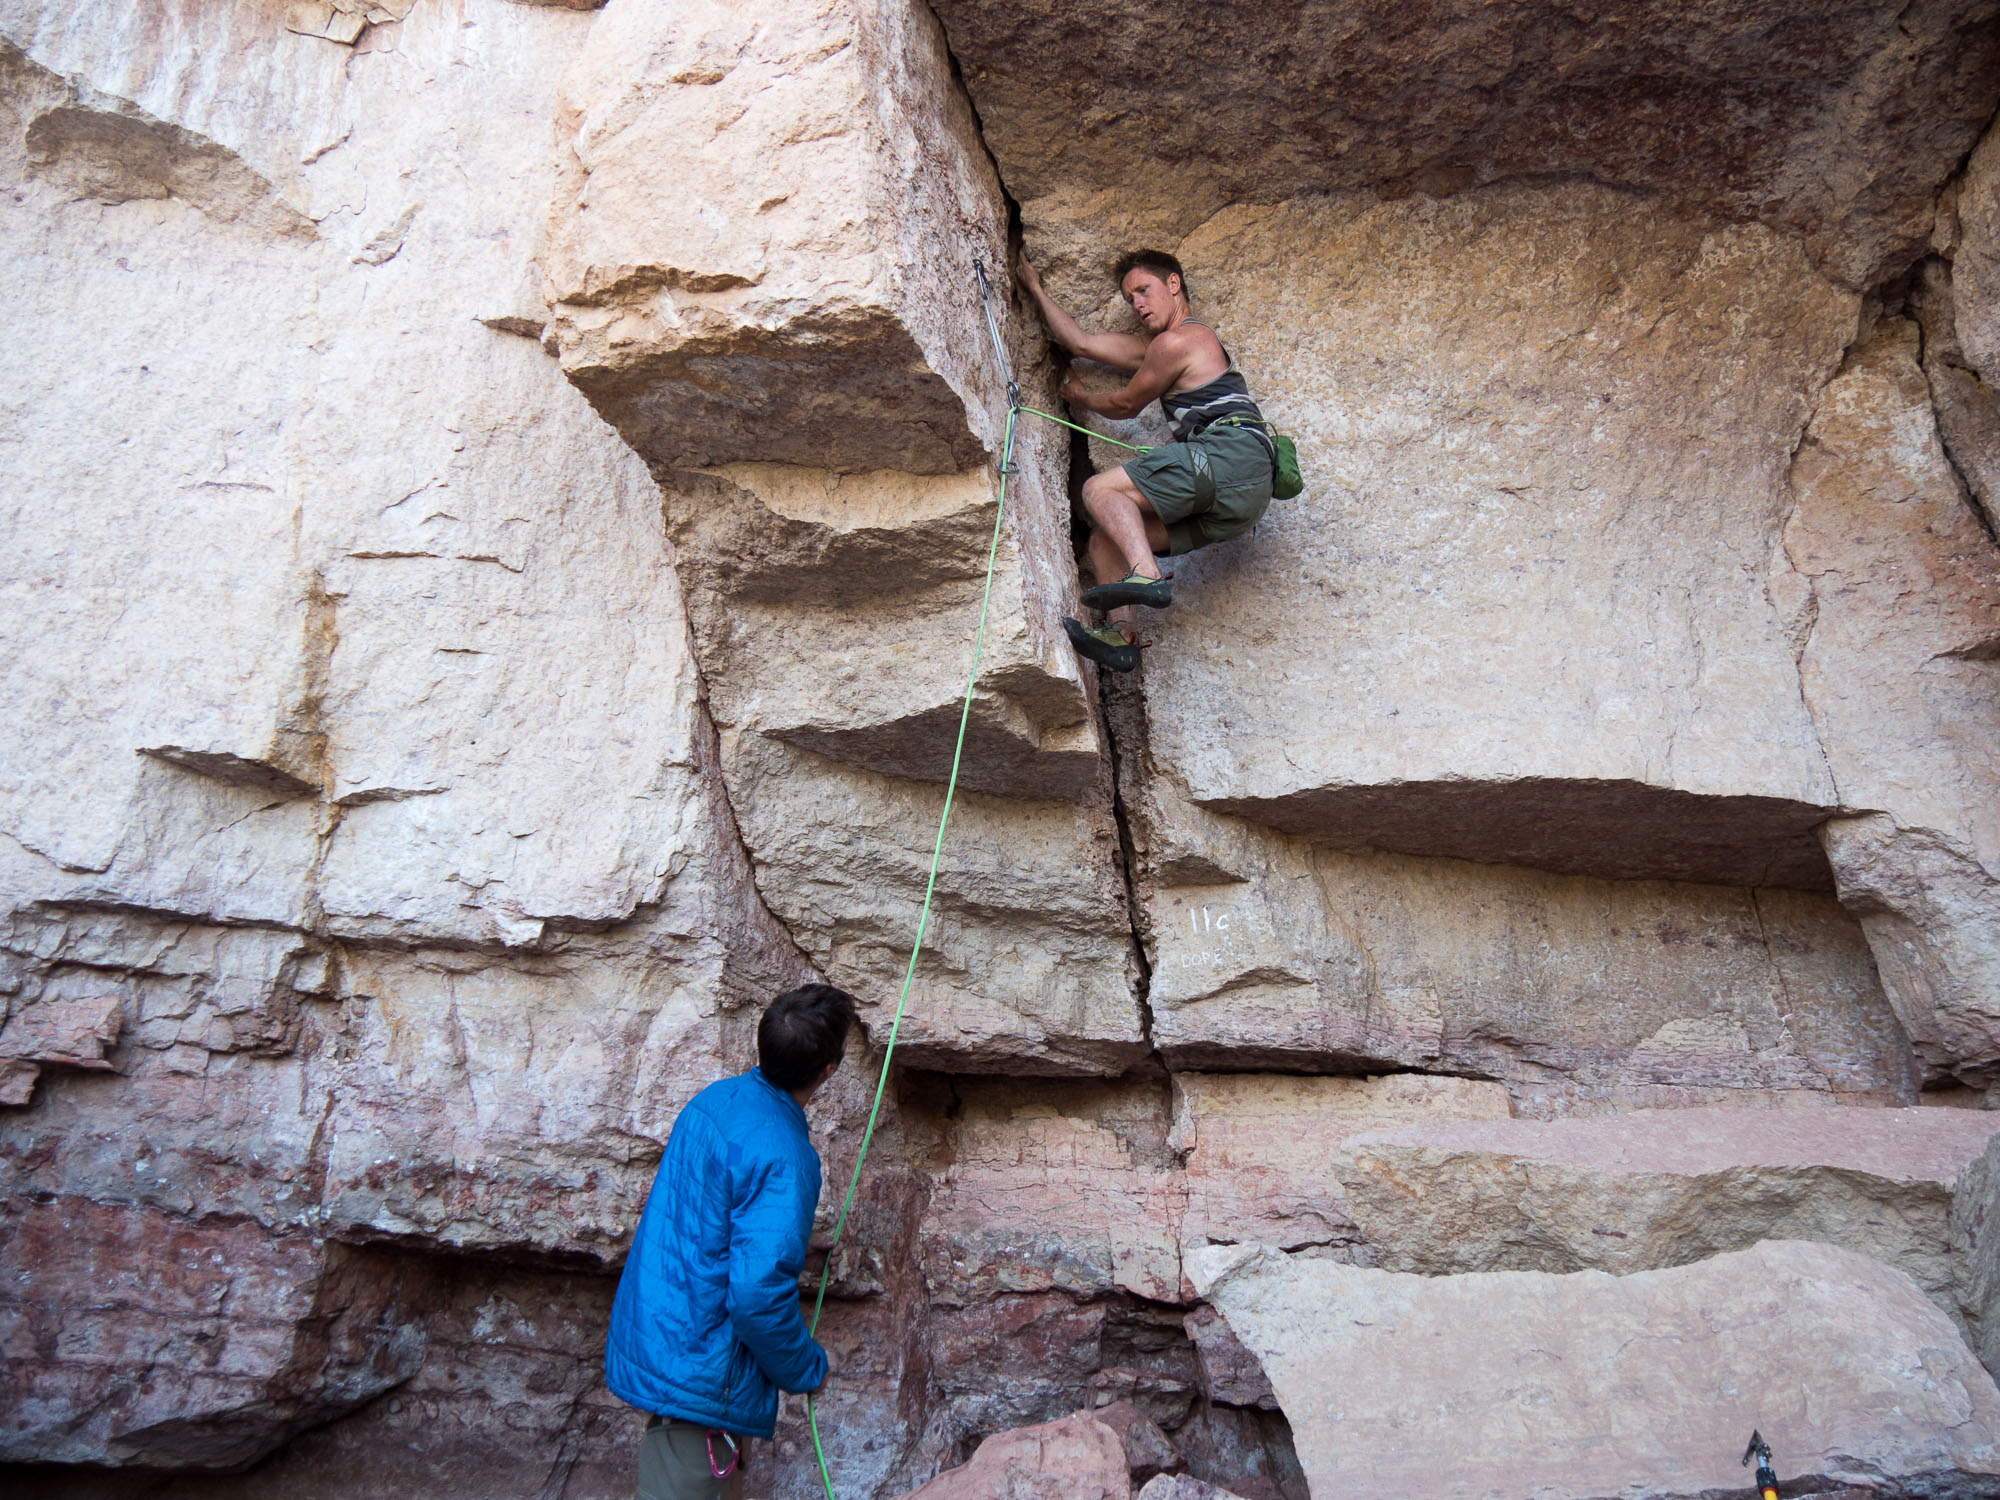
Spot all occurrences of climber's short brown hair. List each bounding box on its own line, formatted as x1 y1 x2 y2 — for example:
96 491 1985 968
757 983 857 1091
1113 249 1189 303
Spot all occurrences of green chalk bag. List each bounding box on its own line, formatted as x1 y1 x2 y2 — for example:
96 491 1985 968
1270 431 1304 500
1207 414 1305 500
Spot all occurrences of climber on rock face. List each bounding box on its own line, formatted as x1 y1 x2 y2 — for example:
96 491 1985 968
1017 249 1276 673
604 983 857 1500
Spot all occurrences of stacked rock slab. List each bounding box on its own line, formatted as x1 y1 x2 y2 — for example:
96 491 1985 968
1128 810 1918 1109
1190 1241 2000 1500
915 1073 1512 1311
937 0 2000 1090
543 0 1143 1074
1019 179 1949 1110
1333 1104 2000 1347
1782 321 2000 1085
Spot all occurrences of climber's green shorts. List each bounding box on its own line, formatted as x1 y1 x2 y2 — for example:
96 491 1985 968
1125 425 1275 557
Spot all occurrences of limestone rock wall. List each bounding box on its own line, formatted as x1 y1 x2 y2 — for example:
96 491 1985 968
1112 191 1853 890
4 2 2000 1499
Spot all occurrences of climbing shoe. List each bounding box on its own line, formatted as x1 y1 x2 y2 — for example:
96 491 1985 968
1064 616 1140 673
1081 570 1173 610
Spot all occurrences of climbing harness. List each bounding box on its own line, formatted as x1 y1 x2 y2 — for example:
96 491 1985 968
802 259 1025 1500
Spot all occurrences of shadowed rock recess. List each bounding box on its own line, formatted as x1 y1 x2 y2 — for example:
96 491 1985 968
3 1 2000 1498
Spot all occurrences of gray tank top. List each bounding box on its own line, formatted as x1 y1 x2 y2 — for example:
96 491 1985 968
1159 320 1267 448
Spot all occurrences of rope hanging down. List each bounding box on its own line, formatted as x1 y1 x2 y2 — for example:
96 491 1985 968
802 260 1153 1499
803 258 1024 1500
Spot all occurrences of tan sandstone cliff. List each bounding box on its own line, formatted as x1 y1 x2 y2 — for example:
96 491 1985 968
3 2 1999 1498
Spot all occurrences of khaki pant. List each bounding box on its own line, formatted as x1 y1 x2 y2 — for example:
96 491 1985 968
638 1417 746 1500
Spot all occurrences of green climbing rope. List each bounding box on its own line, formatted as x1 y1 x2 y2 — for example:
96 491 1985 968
804 399 1021 1500
802 264 1150 1500
1014 404 1151 452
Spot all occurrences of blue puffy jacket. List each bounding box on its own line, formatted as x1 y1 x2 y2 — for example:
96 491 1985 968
605 1068 829 1436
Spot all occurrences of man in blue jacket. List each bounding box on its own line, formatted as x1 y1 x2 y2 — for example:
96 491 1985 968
607 983 858 1500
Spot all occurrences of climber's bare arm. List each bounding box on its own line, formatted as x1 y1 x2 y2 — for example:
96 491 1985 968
1058 325 1194 421
1018 255 1150 371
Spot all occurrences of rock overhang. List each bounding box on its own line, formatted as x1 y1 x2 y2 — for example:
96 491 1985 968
664 454 1104 803
931 0 2000 288
1200 776 1839 889
552 302 994 475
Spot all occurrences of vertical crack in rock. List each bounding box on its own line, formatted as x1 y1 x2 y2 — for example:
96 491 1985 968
297 570 344 940
1910 253 2000 547
1101 672 1156 1052
1068 408 1161 1053
1931 381 2000 548
666 548 822 1004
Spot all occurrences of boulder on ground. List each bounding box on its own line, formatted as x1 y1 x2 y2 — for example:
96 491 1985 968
896 1412 1131 1500
1188 1239 2000 1500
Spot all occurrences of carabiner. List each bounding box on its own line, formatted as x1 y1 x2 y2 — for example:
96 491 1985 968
706 1429 740 1480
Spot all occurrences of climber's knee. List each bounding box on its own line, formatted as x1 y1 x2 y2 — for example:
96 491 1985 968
1080 467 1117 518
1082 465 1149 524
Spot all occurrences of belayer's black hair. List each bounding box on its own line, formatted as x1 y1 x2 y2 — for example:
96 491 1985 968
757 983 858 1091
1113 248 1190 302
